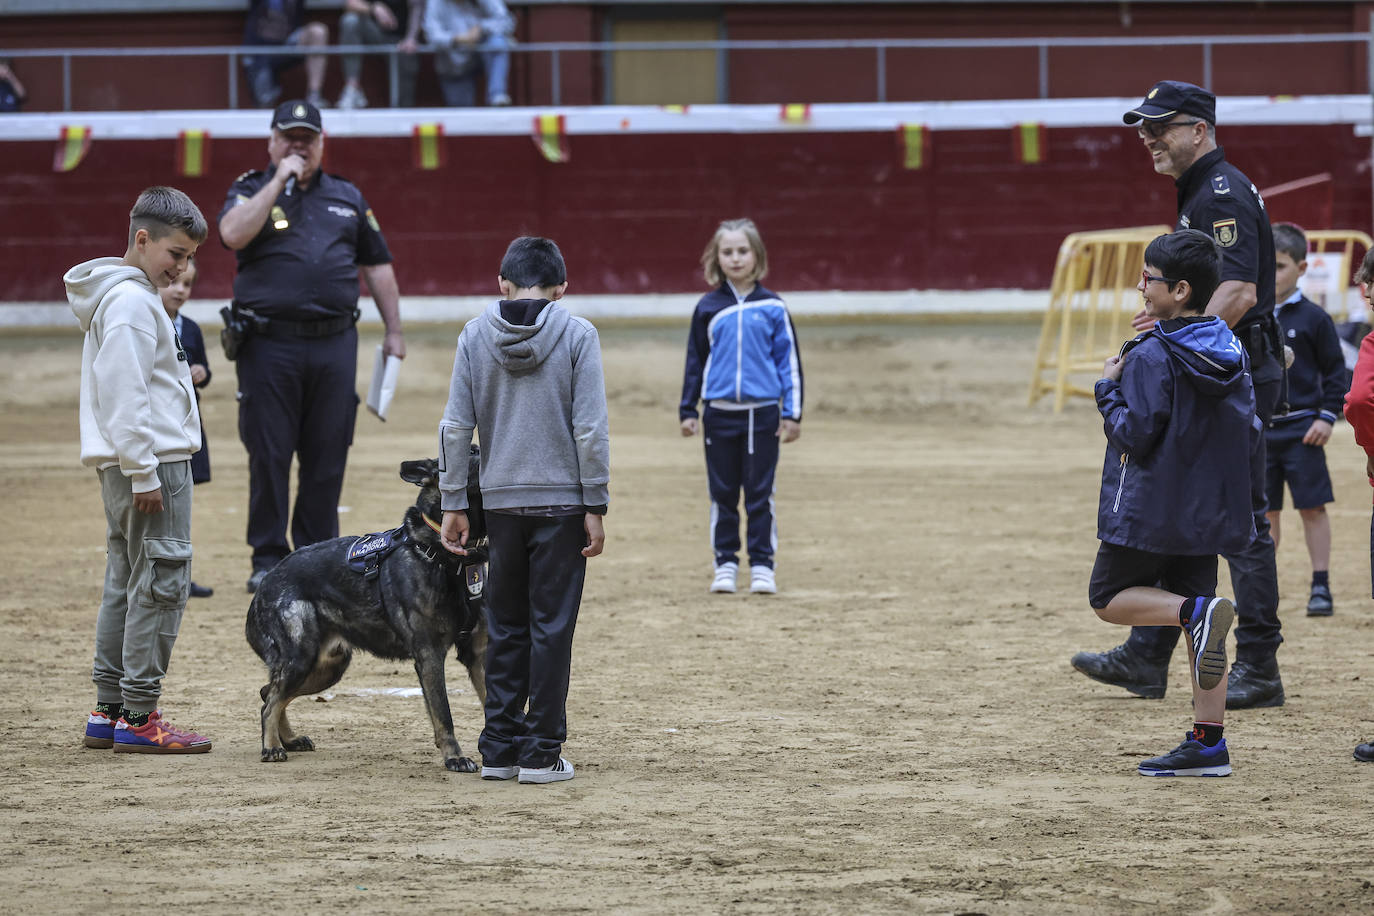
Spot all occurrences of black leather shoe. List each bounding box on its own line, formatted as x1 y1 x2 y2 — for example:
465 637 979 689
1306 584 1333 617
1225 658 1285 709
1355 742 1374 762
1070 644 1167 698
188 582 214 599
246 568 270 594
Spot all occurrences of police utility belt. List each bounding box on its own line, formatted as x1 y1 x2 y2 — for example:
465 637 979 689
219 303 360 360
1234 316 1279 364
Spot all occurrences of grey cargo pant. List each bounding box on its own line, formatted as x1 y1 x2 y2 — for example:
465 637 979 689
92 461 192 713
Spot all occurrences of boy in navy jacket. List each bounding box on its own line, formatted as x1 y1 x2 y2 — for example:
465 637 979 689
1089 229 1259 777
1266 223 1348 617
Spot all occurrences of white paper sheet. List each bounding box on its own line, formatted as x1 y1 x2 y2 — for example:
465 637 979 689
365 345 402 421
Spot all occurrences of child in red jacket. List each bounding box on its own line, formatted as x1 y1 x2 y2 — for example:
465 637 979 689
1343 249 1374 763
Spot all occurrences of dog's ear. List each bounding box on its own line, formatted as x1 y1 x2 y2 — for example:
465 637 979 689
399 459 439 487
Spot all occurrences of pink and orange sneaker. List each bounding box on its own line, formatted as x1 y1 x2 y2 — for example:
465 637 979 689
83 709 118 749
113 711 211 755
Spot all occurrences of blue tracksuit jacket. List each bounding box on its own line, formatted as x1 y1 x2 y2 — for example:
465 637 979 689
1094 315 1258 557
679 282 803 421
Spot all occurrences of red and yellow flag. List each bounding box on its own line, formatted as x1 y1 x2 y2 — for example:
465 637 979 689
659 104 690 114
533 114 569 163
1014 122 1047 164
176 129 211 177
780 103 811 126
898 123 929 170
53 125 92 173
413 123 444 170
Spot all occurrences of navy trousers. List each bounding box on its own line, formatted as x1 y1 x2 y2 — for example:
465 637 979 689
703 403 780 569
236 328 358 570
1125 361 1283 665
479 512 586 769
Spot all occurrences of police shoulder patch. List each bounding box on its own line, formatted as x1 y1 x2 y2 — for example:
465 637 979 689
366 208 381 232
1211 173 1232 195
234 170 258 183
1213 217 1239 248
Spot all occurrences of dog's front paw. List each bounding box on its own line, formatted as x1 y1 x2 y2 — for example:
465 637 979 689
283 735 315 752
445 755 479 773
261 747 288 763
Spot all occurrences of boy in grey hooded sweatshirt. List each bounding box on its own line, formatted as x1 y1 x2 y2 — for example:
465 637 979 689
66 186 212 754
438 236 609 784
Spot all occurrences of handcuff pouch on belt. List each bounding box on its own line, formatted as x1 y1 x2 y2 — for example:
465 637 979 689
219 303 360 360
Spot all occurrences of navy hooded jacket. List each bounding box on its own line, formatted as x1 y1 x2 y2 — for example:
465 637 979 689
1094 315 1258 556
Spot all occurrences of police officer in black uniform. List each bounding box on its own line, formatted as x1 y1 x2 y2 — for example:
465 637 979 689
219 99 406 593
1071 80 1286 709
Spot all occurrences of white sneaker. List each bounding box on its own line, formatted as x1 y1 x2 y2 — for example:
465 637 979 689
481 764 518 780
518 757 574 784
710 563 738 593
336 84 368 110
750 566 777 594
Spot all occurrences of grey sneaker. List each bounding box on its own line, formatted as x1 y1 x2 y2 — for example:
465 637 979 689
481 764 518 780
518 757 574 784
336 84 368 110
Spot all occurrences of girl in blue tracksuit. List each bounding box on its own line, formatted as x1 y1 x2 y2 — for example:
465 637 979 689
679 219 803 595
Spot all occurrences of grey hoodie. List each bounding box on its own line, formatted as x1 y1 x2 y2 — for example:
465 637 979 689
66 257 201 493
439 299 609 512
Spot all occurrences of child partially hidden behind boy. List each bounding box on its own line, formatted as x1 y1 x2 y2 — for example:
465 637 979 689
67 186 212 753
1090 229 1260 776
1266 222 1347 617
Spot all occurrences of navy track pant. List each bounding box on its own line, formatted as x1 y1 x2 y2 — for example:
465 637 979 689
703 403 780 570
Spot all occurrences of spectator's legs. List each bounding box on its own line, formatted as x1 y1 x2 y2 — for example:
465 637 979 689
438 72 478 107
703 406 746 568
480 513 532 768
479 34 512 104
520 515 586 767
300 21 329 100
244 56 280 108
1298 505 1331 579
742 406 781 570
338 12 391 107
396 51 419 107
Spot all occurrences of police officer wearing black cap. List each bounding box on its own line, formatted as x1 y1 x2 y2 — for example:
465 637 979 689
219 99 406 593
1070 80 1286 709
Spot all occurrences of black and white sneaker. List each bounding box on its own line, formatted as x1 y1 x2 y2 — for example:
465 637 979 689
1188 597 1234 690
1138 733 1231 777
518 757 574 784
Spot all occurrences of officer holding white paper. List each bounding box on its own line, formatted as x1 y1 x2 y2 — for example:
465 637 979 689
218 98 406 593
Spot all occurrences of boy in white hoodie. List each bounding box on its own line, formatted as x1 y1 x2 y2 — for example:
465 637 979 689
66 186 213 754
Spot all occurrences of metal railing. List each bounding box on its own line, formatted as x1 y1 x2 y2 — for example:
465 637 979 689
2 31 1372 110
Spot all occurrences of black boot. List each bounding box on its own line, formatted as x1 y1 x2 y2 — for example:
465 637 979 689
1355 742 1374 762
1225 658 1285 709
1070 644 1168 699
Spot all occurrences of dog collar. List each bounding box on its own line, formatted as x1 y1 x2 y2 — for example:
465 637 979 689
422 514 443 535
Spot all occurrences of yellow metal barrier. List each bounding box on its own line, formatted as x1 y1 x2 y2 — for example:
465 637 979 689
1027 226 1169 412
1303 230 1373 321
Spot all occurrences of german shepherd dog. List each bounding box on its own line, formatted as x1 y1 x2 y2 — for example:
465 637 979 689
246 453 488 772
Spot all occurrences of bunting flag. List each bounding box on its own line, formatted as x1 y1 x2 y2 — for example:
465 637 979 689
1014 122 1047 164
897 123 929 170
659 104 690 114
52 125 92 173
780 103 811 126
176 129 211 177
533 114 569 163
412 123 444 170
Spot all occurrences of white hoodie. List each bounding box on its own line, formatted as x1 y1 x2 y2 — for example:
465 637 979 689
65 257 201 493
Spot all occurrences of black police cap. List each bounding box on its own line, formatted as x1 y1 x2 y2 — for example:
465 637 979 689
271 99 323 133
1122 80 1216 126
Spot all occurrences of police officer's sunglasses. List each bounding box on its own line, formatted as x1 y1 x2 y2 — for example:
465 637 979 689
1137 118 1202 139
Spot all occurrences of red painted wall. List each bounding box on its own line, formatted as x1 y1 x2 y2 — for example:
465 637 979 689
3 122 1367 301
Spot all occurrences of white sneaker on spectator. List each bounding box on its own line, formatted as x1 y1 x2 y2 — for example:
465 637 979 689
710 562 738 594
306 90 326 109
750 566 777 594
489 92 512 106
337 84 368 110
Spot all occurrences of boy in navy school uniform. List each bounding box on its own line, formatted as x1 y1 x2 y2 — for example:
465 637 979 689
1088 228 1259 777
1265 222 1348 617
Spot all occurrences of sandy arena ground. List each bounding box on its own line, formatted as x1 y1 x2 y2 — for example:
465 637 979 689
1 317 1372 914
